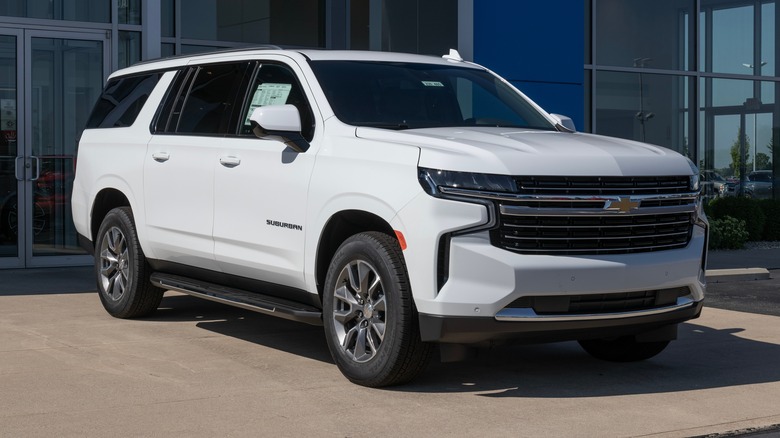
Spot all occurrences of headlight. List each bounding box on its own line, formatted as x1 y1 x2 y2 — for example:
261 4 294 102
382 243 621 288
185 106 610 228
418 168 517 196
687 158 700 191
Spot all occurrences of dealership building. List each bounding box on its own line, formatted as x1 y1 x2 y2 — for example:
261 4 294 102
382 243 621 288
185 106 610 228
0 0 777 268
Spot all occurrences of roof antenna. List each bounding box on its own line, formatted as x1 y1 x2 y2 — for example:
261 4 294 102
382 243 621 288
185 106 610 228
442 49 463 62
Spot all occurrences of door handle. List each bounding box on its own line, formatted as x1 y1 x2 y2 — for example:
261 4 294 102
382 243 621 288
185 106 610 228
29 156 40 181
219 156 241 168
152 152 170 162
15 156 23 181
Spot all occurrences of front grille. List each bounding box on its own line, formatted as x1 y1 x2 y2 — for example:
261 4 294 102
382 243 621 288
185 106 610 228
485 175 698 255
507 287 690 315
494 212 694 255
515 175 692 195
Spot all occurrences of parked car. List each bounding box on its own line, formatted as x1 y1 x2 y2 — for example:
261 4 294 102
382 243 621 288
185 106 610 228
72 48 707 387
701 170 726 200
744 170 774 199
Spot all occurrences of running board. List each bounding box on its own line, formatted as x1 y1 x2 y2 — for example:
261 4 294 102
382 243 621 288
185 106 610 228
150 273 322 326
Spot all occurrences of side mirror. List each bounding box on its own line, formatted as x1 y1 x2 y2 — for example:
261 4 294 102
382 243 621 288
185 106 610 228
549 113 576 133
249 104 310 153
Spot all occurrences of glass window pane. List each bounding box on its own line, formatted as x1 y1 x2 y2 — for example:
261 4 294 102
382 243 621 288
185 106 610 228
0 0 110 23
584 0 592 64
162 0 175 37
119 0 141 25
713 4 753 75
595 0 694 70
584 69 591 132
181 0 324 47
0 35 18 257
181 44 225 55
595 71 691 153
379 0 457 55
762 2 775 77
699 77 778 199
161 43 175 58
177 63 250 134
118 32 141 69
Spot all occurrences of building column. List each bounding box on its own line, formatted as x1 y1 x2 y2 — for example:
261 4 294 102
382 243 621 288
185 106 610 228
142 0 161 60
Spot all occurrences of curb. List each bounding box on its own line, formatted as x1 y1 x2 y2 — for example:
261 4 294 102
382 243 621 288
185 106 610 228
705 267 771 283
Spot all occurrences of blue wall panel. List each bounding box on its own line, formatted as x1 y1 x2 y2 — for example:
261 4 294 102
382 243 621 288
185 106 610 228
474 0 585 127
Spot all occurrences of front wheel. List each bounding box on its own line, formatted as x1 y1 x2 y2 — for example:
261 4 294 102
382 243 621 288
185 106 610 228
322 232 432 387
578 336 670 362
94 207 163 318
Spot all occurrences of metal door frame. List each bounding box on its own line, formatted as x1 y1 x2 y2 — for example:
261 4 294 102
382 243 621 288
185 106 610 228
0 28 24 268
21 28 109 268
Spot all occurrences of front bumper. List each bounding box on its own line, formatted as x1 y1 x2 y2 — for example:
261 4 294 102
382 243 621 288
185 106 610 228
419 298 703 344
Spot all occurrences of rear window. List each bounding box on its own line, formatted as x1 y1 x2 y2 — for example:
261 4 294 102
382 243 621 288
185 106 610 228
86 73 162 129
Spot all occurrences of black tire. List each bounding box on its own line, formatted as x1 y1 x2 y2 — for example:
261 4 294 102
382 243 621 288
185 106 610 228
94 207 163 318
322 232 433 387
578 336 670 362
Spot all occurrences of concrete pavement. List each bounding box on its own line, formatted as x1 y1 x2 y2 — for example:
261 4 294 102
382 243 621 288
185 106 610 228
0 291 779 437
0 249 779 437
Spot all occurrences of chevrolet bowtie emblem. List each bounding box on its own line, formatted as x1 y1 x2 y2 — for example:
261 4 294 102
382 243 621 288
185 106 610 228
606 197 640 213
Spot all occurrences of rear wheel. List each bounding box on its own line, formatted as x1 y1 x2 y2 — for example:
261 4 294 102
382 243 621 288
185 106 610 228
95 207 163 318
578 336 670 362
323 232 432 387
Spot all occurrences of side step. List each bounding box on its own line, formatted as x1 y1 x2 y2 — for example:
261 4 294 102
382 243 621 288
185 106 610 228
150 273 323 326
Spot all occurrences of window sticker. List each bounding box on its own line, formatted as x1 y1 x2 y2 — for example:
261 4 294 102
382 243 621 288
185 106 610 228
421 81 444 87
245 83 293 124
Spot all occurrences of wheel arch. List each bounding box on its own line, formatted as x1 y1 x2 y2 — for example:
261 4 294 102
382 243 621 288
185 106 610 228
91 188 131 242
315 210 396 298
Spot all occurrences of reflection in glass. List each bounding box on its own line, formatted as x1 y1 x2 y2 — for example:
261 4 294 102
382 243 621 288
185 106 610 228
762 2 776 77
347 0 456 55
595 71 692 154
712 5 753 75
31 38 102 256
162 0 175 37
0 36 18 257
0 0 110 23
119 0 141 25
699 77 777 199
595 0 695 70
162 43 175 58
181 44 225 55
181 0 324 47
119 32 142 69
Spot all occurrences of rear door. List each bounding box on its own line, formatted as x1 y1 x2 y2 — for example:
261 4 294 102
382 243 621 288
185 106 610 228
144 61 254 271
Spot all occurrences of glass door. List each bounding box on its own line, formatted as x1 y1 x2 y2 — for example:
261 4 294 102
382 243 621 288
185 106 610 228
22 31 108 267
0 30 22 268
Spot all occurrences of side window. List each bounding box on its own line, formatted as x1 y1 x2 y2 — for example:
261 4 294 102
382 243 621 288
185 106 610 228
239 63 315 141
155 62 252 136
86 73 161 128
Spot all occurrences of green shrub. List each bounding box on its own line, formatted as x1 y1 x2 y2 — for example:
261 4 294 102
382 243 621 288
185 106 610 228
707 197 765 241
758 199 780 241
708 216 749 250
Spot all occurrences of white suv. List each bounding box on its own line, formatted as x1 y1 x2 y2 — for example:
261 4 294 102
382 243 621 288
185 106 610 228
73 48 707 387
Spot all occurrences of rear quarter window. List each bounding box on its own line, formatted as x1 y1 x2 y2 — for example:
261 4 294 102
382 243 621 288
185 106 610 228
86 73 162 129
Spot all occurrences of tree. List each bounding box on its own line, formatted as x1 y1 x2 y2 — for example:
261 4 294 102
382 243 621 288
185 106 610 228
730 127 751 178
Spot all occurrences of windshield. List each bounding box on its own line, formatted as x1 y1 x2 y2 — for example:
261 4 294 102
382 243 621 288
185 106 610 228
309 60 556 131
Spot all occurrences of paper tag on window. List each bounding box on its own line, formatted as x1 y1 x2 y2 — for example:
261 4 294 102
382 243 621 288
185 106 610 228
421 81 444 87
245 83 292 124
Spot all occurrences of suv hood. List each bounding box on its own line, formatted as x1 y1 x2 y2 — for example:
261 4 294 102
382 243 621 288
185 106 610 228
354 126 693 176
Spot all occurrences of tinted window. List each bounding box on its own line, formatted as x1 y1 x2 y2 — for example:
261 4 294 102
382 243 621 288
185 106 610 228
239 63 315 141
309 61 554 131
86 73 161 129
174 62 252 135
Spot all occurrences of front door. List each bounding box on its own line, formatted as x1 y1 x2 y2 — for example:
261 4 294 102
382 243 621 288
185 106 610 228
0 29 108 268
